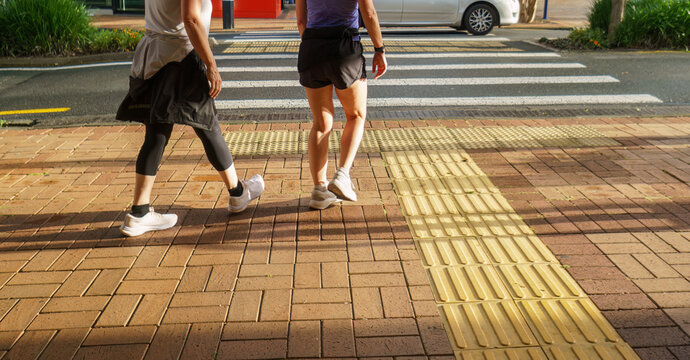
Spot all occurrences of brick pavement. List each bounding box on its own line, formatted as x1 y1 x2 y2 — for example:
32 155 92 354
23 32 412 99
0 116 688 359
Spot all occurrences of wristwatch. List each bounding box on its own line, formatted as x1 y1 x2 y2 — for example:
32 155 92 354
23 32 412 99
374 45 385 53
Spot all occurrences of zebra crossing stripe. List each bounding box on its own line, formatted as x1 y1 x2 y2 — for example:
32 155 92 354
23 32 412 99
215 95 662 109
214 52 560 60
222 76 619 88
218 63 586 72
221 37 511 43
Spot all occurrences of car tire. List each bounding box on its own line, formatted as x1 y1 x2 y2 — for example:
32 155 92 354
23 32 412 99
463 4 497 35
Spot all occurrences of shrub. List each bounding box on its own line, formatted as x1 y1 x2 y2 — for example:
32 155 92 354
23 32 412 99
589 0 613 33
0 0 92 56
614 0 690 49
568 27 609 49
89 28 144 53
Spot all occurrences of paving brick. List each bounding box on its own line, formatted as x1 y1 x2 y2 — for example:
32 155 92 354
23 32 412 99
664 308 690 336
43 296 109 313
227 291 262 322
239 264 293 277
73 344 148 360
322 319 355 357
86 269 127 296
8 271 70 285
129 294 172 326
608 254 654 279
350 273 406 287
260 289 291 321
417 317 454 355
657 231 690 252
603 309 676 328
222 322 288 340
633 253 682 278
287 321 320 358
356 336 425 357
96 295 141 327
28 311 99 330
179 323 222 360
578 279 641 295
235 276 292 291
83 326 156 346
3 330 54 360
352 287 383 319
292 288 350 304
217 339 287 359
206 265 239 291
618 327 690 347
354 318 418 337
634 347 678 360
22 250 64 272
144 324 189 360
634 278 690 293
132 246 168 268
125 267 185 280
162 305 228 324
0 299 46 331
322 262 348 288
294 263 320 288
381 287 414 318
0 284 60 299
590 293 657 310
177 266 212 292
38 328 90 360
669 345 690 360
648 292 690 308
117 279 179 295
78 257 136 270
0 331 21 351
170 291 232 307
292 303 352 320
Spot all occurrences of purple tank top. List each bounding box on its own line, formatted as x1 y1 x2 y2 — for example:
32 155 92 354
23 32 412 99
306 0 359 29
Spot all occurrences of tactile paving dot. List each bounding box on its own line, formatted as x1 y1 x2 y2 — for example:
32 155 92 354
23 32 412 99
516 298 623 346
443 175 499 194
457 347 549 360
440 302 539 350
496 264 587 300
427 265 511 302
542 343 639 360
416 238 490 266
480 236 559 265
382 151 432 165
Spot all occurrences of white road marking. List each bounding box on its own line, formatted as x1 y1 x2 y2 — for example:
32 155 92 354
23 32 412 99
221 36 511 43
219 63 586 72
215 52 560 60
222 76 619 88
0 61 132 71
216 95 662 109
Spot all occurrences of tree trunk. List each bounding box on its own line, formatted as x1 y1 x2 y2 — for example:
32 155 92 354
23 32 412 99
519 0 538 23
609 0 627 41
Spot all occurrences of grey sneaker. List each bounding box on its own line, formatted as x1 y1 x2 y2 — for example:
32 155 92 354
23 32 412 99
229 174 265 213
120 207 177 237
309 184 341 210
328 168 357 202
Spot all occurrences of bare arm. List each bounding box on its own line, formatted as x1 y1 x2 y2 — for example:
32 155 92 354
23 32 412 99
357 0 387 79
296 0 307 37
181 0 221 98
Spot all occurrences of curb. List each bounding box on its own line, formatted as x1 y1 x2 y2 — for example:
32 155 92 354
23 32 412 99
0 52 134 68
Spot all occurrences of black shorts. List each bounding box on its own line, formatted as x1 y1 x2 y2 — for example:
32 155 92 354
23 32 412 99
299 43 367 90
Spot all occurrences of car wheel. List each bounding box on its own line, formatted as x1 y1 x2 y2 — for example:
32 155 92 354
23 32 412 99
463 4 497 35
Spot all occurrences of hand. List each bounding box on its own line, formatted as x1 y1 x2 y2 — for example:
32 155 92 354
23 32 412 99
372 52 387 79
206 65 222 99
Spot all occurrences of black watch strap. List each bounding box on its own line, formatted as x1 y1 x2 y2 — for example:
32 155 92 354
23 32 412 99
374 45 385 53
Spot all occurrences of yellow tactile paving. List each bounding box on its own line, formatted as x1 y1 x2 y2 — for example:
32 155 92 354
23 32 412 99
220 40 519 54
223 128 638 359
417 238 491 266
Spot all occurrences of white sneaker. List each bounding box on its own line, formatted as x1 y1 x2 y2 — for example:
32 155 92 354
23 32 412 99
120 207 177 237
229 174 265 213
328 168 357 202
309 184 341 210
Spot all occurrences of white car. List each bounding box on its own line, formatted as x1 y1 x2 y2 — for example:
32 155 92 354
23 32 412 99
372 0 520 35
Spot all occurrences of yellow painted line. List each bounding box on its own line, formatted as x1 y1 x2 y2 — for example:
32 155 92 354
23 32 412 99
0 107 70 116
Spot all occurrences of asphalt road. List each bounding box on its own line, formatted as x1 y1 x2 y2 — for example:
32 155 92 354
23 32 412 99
0 28 688 127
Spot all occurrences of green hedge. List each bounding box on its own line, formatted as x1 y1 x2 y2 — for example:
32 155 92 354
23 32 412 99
614 0 690 49
0 0 143 56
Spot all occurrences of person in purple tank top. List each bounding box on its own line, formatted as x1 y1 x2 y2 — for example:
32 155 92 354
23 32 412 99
296 0 387 210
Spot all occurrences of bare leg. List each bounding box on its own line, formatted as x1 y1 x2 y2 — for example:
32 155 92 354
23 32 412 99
133 173 156 206
334 79 367 172
305 85 335 185
218 164 239 190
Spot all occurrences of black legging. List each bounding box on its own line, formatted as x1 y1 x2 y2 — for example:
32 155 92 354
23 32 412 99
136 122 233 176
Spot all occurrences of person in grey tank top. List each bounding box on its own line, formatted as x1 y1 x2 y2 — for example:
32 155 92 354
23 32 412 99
296 0 387 210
